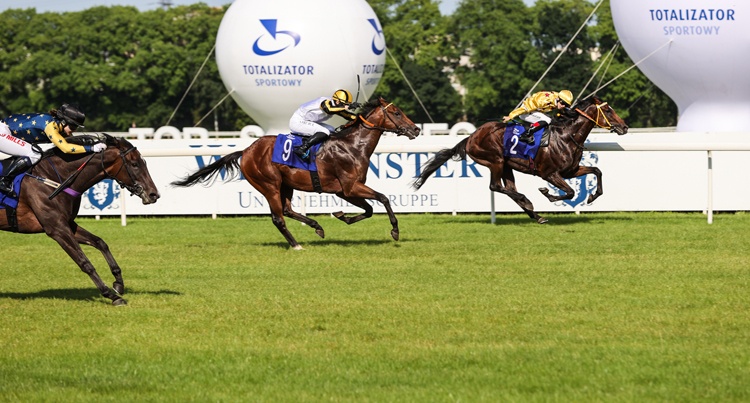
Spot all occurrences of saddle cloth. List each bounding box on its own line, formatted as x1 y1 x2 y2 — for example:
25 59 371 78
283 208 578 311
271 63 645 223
271 133 323 171
502 123 546 160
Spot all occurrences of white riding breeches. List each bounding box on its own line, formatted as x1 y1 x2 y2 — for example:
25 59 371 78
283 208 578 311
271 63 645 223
289 116 335 137
517 111 552 125
0 122 42 163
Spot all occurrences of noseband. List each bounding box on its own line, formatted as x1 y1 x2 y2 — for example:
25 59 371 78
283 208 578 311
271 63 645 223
101 145 145 196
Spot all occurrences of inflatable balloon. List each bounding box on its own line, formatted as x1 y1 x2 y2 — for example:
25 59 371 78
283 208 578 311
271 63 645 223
215 0 386 135
610 0 750 132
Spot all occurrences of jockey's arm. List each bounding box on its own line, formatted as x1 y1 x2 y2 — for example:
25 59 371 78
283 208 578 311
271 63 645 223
322 101 357 121
44 122 88 154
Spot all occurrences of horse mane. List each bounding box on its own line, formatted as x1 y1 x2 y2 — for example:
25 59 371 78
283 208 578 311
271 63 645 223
330 96 384 139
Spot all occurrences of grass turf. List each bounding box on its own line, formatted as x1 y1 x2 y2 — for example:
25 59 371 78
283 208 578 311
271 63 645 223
1 212 749 402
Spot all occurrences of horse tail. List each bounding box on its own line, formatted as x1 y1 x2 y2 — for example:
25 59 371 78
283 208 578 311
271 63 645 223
411 137 469 190
170 150 243 187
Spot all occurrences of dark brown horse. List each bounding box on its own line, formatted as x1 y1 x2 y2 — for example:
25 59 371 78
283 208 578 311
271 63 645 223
172 96 421 249
0 135 160 305
413 96 628 224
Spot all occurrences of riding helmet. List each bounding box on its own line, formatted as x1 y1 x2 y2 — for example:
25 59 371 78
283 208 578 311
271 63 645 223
558 90 573 106
56 103 86 129
332 89 353 105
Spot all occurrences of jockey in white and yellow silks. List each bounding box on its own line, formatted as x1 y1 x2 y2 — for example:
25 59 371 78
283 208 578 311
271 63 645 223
0 104 106 197
289 89 360 161
503 90 574 145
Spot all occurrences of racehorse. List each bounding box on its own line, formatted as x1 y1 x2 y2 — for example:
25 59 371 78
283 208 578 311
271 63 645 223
0 134 160 305
171 96 421 250
413 96 628 224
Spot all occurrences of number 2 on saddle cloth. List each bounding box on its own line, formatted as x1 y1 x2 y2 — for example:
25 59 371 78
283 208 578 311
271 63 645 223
502 123 547 160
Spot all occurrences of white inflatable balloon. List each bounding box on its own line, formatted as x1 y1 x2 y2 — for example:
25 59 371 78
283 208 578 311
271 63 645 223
610 0 750 132
215 0 386 135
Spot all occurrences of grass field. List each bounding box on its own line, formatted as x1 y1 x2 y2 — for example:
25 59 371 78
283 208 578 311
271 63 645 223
1 212 749 402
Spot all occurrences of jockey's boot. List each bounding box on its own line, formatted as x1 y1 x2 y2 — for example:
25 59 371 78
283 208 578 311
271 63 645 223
0 156 32 198
294 132 328 162
521 121 549 144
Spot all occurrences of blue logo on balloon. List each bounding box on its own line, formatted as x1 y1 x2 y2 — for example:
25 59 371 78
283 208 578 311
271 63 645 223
252 19 301 56
368 19 385 55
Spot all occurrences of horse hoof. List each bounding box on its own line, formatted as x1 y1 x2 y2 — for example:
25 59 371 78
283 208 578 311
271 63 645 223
537 217 549 224
315 229 325 238
391 229 400 241
292 245 304 251
113 283 124 295
333 211 344 219
112 298 128 306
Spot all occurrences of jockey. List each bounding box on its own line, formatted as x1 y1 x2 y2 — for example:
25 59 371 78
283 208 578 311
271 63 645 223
502 90 574 145
289 89 360 161
0 103 106 197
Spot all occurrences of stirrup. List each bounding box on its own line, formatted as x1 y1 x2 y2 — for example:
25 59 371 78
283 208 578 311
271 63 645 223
0 181 16 198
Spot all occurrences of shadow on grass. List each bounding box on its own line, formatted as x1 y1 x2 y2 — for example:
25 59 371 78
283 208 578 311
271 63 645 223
423 213 636 226
0 287 181 302
259 238 419 249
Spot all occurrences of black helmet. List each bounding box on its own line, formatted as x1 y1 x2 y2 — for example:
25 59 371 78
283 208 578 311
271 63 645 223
56 103 85 129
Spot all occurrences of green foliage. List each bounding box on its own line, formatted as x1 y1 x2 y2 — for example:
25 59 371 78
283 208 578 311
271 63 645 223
0 1 678 131
0 5 254 131
1 213 749 400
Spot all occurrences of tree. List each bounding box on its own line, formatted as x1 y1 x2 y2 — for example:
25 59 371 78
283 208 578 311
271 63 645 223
370 0 463 124
448 0 538 123
0 5 254 131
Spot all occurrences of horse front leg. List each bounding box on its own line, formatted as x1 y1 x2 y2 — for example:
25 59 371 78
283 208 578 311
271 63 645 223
45 228 126 306
334 182 399 241
568 166 603 204
539 172 576 202
74 225 125 295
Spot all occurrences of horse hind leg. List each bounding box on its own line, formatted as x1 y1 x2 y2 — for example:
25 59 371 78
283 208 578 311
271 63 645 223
280 185 325 239
495 167 548 224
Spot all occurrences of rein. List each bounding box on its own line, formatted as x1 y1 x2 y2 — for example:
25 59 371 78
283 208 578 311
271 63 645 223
45 142 144 198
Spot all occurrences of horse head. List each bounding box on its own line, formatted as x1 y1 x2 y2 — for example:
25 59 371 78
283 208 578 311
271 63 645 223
100 134 160 204
357 97 421 139
573 96 629 135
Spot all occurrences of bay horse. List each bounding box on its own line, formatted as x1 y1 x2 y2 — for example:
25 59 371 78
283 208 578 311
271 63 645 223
171 96 421 250
413 96 628 224
0 134 160 306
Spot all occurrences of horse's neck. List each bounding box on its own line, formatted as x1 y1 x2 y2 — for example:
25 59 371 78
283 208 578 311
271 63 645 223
348 126 383 156
37 154 107 190
568 115 596 143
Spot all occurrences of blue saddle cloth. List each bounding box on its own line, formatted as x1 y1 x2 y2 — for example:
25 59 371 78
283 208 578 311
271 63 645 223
502 123 544 160
0 174 26 209
271 134 323 171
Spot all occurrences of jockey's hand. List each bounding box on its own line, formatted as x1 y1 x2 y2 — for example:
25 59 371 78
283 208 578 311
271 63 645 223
349 102 362 110
502 116 511 123
91 143 107 153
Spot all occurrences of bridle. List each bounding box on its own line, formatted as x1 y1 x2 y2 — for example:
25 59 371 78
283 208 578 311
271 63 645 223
101 143 145 197
358 102 412 136
575 101 616 131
